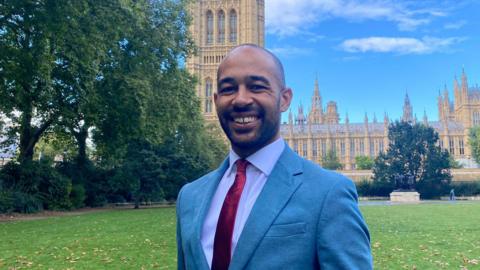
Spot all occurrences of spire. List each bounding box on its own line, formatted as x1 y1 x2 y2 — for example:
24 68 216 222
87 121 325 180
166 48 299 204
402 92 413 122
461 67 468 104
454 76 461 108
384 112 389 125
309 76 323 124
345 112 349 125
295 103 306 126
423 109 428 125
364 112 368 124
438 89 444 121
288 109 293 125
373 113 378 124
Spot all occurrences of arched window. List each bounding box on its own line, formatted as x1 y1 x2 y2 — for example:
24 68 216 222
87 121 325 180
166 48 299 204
206 10 213 44
205 78 213 113
217 10 225 44
473 111 480 126
229 10 237 43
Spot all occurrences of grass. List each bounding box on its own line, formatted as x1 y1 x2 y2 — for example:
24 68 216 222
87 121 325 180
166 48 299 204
363 202 480 269
0 208 177 269
0 203 479 269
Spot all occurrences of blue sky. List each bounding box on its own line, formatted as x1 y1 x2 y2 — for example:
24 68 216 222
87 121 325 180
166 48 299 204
264 0 480 123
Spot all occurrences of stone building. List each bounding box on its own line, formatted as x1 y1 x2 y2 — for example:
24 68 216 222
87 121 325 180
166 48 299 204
187 0 480 169
281 71 480 169
187 0 264 122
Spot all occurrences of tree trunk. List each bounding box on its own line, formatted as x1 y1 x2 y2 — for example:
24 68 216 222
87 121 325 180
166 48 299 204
18 109 34 164
18 107 54 165
74 127 89 166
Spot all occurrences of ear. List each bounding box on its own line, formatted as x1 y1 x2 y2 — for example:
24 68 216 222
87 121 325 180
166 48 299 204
280 87 293 112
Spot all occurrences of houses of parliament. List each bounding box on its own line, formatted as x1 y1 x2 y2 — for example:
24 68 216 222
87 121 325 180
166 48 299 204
186 0 480 170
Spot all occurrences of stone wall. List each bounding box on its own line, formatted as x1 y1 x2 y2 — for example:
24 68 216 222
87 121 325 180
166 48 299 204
338 169 480 182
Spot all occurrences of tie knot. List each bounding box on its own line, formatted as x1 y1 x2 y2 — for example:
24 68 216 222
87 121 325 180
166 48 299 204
236 159 249 174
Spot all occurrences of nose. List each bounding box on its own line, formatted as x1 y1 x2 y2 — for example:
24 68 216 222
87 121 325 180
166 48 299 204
232 85 253 108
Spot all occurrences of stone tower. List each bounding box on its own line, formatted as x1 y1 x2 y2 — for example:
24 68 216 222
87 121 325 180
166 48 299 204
402 93 413 122
187 0 265 122
308 77 324 124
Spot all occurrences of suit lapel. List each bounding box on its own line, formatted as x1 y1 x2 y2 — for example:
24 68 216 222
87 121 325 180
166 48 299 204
191 158 230 270
230 146 303 270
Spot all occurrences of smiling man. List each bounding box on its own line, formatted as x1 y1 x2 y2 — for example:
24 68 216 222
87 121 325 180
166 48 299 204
176 44 373 270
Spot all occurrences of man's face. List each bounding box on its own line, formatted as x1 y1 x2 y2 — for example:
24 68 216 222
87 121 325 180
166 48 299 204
215 47 292 157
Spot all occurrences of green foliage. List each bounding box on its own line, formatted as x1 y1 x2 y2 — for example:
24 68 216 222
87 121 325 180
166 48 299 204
56 161 112 207
449 156 463 169
450 181 480 196
69 184 86 209
355 179 394 197
0 160 72 212
0 190 14 213
355 155 374 170
468 126 480 164
372 121 452 198
321 150 343 170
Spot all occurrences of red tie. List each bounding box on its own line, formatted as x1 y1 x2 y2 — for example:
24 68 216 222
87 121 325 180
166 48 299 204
212 159 249 270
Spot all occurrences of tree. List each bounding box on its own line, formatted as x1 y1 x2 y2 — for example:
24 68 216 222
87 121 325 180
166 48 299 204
322 150 343 170
355 155 374 170
372 121 451 198
468 126 480 164
0 2 81 163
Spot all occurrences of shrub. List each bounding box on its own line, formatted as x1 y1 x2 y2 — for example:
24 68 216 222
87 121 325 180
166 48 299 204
0 160 72 213
450 182 480 196
11 191 43 213
0 189 14 213
70 184 86 209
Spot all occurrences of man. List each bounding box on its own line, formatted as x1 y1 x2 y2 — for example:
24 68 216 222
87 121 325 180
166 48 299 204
177 44 373 269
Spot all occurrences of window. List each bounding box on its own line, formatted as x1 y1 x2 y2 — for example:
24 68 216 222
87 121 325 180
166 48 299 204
312 140 318 158
379 140 384 153
459 138 465 155
350 139 355 156
229 10 237 43
369 140 375 157
440 139 444 149
302 140 307 157
359 140 365 155
206 10 213 44
217 10 225 44
293 140 298 153
473 111 480 126
449 138 455 155
321 139 327 157
340 140 346 157
205 78 213 113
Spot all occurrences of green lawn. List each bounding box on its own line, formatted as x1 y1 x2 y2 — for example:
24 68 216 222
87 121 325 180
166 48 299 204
1 203 479 269
363 202 480 269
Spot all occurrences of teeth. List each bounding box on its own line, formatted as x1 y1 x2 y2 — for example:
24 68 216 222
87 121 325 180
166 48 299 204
234 116 256 124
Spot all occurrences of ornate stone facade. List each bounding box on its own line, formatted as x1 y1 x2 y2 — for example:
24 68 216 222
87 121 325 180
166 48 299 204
282 71 480 169
187 1 479 170
187 0 264 122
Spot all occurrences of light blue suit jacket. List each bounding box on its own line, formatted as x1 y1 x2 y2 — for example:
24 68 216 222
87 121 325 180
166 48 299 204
176 144 373 269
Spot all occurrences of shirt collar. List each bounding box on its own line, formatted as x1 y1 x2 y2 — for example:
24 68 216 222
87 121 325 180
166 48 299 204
227 137 285 177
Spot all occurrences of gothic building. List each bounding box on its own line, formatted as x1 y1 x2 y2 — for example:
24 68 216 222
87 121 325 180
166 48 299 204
187 0 264 122
187 1 480 169
281 70 480 169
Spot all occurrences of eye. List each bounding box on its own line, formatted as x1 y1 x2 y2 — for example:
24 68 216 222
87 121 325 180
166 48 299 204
250 84 267 91
219 85 236 94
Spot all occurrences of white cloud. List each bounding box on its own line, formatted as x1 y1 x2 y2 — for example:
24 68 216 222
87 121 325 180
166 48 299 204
266 0 446 36
444 20 467 30
268 46 314 58
339 36 465 54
